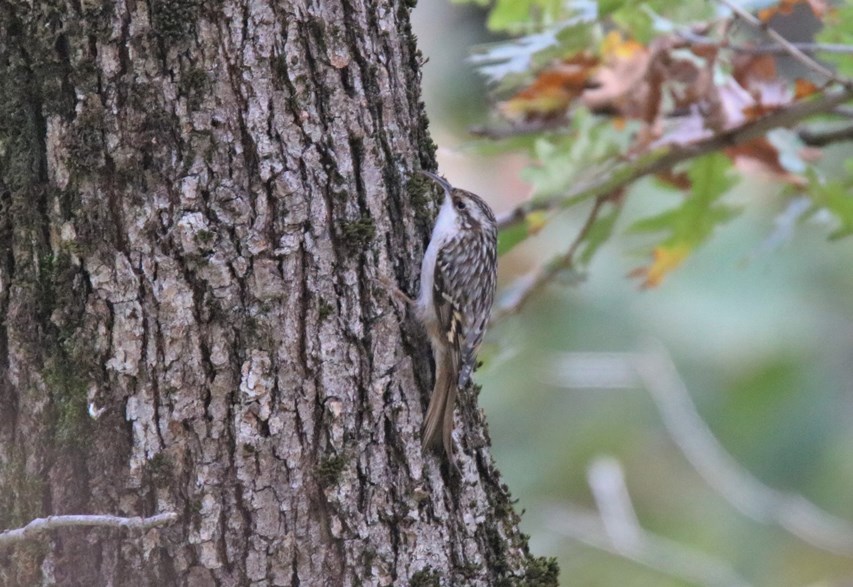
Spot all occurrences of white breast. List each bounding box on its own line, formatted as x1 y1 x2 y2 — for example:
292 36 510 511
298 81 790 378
417 195 457 323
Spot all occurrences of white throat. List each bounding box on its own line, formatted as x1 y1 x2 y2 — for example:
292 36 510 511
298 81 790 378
417 195 457 312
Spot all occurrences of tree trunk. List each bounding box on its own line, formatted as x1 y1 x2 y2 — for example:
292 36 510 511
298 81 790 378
0 0 557 585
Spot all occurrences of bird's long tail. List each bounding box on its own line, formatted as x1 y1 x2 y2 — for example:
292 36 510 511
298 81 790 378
422 349 458 460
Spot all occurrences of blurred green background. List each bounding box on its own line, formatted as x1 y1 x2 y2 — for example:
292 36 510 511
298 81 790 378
412 3 853 586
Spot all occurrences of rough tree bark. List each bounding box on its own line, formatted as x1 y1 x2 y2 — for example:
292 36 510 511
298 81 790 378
0 0 558 585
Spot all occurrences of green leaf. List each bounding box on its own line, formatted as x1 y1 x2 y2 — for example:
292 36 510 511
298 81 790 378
487 0 537 32
610 5 655 43
486 0 565 32
609 0 714 42
522 110 637 200
497 211 551 256
475 0 600 33
809 176 853 240
629 208 683 234
597 0 629 14
817 6 853 77
628 153 738 278
675 153 738 245
689 152 737 207
498 223 529 256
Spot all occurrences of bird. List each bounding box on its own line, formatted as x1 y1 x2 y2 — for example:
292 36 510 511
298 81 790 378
414 170 498 462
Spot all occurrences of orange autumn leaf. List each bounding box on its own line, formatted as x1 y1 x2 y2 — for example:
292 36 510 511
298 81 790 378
498 54 599 121
758 0 828 22
600 30 646 60
741 101 783 119
794 78 819 99
758 1 793 22
630 244 690 288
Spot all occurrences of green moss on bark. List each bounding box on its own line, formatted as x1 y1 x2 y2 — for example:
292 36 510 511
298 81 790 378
315 454 347 485
68 99 107 173
0 452 45 529
150 0 201 42
181 66 210 111
410 568 441 587
340 216 376 251
45 352 90 447
407 173 436 224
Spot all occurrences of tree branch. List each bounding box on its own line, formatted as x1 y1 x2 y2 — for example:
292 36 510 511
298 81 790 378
497 86 853 232
546 348 853 557
469 119 568 140
799 123 853 146
0 513 179 548
544 458 752 587
587 457 642 551
833 105 853 118
676 29 853 57
714 0 849 87
731 42 853 56
632 346 853 557
494 195 609 319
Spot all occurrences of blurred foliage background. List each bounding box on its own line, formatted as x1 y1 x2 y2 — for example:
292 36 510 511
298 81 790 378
412 1 853 585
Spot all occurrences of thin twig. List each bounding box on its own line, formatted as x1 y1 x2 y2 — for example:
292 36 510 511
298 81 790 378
546 458 753 587
799 123 853 146
546 506 752 587
632 347 853 557
0 513 179 548
715 0 848 87
497 86 853 231
677 29 853 56
833 105 853 118
587 457 642 551
469 119 569 140
494 195 609 319
732 42 853 56
547 349 853 557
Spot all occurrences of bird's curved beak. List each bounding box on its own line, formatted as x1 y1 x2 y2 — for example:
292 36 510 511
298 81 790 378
417 170 452 196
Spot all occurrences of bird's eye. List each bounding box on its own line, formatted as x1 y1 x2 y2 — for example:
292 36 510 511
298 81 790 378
454 200 466 211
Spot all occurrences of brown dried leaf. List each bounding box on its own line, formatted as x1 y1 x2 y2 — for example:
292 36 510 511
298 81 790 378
690 43 719 61
581 32 651 119
725 137 805 185
497 54 599 122
727 54 792 121
655 170 692 190
666 58 709 110
732 53 777 89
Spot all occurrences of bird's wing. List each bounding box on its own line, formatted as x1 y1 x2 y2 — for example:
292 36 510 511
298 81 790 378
433 244 466 363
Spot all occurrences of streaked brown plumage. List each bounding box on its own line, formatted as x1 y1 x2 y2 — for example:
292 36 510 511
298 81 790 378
416 171 497 461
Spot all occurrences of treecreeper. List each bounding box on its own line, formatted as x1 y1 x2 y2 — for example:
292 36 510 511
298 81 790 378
396 170 498 463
